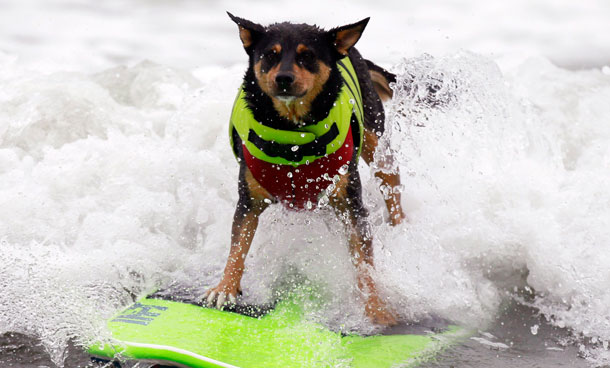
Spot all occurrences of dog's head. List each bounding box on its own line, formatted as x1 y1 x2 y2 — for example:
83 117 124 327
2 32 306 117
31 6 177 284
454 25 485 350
228 13 368 121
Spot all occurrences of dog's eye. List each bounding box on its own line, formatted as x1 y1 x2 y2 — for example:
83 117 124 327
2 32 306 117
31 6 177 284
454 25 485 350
262 49 280 63
296 51 315 66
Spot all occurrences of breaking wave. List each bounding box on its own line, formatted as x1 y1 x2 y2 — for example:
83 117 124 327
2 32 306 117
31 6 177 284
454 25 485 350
0 52 609 366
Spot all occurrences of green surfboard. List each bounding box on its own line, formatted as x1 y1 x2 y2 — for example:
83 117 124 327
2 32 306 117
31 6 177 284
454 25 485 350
88 289 465 368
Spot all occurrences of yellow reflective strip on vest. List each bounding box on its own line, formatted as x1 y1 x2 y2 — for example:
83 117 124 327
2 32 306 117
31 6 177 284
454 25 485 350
337 59 363 124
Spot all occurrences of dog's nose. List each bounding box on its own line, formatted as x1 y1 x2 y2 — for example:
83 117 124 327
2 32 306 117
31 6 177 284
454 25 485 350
275 72 295 91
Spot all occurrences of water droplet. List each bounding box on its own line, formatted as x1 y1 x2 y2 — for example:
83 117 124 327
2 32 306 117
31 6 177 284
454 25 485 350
287 172 293 178
338 164 349 175
530 324 539 335
291 145 299 152
349 98 355 105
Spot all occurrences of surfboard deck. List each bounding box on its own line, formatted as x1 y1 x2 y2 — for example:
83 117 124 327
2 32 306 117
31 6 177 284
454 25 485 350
88 289 465 368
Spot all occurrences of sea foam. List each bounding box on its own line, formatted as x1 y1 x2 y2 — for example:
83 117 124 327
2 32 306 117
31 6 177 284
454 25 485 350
0 52 609 366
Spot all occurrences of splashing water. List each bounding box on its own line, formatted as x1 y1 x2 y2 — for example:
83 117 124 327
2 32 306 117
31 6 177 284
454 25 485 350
0 51 609 367
379 52 610 365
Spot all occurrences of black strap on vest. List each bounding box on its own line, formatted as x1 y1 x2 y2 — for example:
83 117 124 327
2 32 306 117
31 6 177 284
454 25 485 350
247 122 341 163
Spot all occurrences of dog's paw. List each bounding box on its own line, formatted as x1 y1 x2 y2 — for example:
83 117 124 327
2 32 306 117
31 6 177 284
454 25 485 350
368 307 398 326
202 283 240 309
365 295 398 326
390 210 408 226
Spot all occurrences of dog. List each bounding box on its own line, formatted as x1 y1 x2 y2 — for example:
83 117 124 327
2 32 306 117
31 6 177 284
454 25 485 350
203 13 406 326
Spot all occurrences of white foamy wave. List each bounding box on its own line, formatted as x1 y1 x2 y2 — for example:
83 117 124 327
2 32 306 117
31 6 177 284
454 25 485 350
0 60 240 365
507 58 610 365
0 51 609 367
382 52 610 365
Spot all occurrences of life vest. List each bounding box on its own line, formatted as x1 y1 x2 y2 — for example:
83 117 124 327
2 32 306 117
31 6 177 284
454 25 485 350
229 57 364 210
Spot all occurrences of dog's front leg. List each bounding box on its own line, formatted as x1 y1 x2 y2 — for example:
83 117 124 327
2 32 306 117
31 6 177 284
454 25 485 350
347 214 397 327
204 167 270 309
330 175 397 326
361 130 407 226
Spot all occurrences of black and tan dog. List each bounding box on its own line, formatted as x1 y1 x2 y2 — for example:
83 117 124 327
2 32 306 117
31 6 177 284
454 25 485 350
203 13 406 325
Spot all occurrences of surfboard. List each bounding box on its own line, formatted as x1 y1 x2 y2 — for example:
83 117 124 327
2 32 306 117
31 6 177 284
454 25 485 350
88 287 465 368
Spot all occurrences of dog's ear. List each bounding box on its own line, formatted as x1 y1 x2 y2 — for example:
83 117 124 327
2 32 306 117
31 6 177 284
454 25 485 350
327 18 370 56
227 12 265 53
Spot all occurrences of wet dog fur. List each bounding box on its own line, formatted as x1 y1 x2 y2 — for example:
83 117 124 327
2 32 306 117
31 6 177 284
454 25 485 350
203 13 406 326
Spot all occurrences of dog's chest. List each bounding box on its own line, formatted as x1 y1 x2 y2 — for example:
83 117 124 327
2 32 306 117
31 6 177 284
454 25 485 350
242 126 355 210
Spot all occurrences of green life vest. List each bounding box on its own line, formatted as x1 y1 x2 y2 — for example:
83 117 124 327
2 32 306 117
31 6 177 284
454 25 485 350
229 57 364 166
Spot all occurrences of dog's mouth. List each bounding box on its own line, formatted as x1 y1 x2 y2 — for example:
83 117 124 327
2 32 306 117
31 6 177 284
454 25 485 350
276 95 296 103
273 88 307 102
274 90 306 102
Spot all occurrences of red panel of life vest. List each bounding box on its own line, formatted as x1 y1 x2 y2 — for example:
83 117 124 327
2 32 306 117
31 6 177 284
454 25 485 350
242 126 355 210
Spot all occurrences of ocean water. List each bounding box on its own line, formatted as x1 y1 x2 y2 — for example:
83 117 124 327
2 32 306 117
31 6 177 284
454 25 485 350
0 1 609 367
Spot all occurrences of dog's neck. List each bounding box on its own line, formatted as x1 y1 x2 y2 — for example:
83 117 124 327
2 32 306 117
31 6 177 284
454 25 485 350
242 63 343 131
